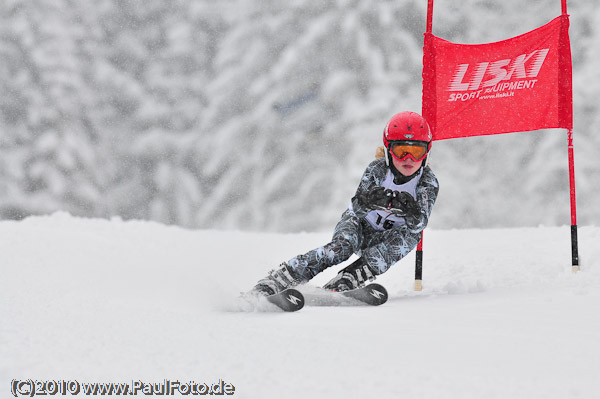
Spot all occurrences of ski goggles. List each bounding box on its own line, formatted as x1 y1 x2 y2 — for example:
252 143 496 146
389 141 428 162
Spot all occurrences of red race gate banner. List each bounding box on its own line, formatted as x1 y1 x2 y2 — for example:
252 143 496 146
422 15 573 140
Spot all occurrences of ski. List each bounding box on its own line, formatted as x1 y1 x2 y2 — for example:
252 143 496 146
266 288 305 312
239 284 386 311
341 283 388 306
303 283 388 306
237 288 304 312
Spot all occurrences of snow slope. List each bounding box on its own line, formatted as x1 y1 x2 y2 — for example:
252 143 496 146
2 213 599 398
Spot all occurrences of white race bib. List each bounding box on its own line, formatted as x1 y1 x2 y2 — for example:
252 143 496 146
363 169 422 231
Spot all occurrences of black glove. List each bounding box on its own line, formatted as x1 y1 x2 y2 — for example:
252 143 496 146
360 188 420 217
389 191 419 217
364 187 394 209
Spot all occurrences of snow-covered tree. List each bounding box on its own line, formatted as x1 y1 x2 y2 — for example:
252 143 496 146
0 0 597 231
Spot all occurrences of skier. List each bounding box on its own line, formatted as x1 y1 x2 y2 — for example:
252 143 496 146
252 111 439 296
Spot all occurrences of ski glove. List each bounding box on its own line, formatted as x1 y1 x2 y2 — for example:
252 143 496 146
389 191 419 217
364 187 395 209
363 187 419 217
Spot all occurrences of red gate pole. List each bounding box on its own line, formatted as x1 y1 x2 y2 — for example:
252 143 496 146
426 0 434 33
415 0 435 291
414 237 424 291
561 0 579 272
567 128 580 272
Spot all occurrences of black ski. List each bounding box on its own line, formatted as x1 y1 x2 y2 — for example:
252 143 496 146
238 288 305 312
341 283 388 306
265 288 305 312
303 283 388 306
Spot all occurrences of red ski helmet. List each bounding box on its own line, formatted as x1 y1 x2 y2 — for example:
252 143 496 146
383 112 432 164
383 111 432 149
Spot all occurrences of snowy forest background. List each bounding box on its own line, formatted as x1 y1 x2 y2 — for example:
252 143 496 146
0 0 598 232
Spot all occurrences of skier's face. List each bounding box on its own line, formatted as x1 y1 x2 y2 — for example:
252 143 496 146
392 156 423 176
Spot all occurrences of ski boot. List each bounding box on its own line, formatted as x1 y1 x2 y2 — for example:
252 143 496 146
324 258 376 292
252 262 305 296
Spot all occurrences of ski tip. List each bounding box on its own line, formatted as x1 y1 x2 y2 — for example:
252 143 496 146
338 283 388 306
363 283 388 305
266 288 305 312
237 288 305 312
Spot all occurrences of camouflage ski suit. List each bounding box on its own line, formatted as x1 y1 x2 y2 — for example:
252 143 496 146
287 157 439 280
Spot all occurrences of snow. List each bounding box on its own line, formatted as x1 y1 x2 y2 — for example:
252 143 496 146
2 212 599 398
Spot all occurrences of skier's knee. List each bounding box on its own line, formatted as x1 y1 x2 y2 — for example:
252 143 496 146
333 234 358 254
